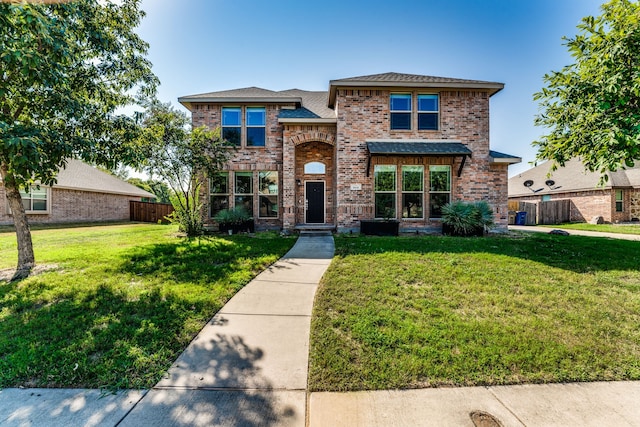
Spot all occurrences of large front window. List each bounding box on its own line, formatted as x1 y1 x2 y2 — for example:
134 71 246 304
390 94 412 130
402 166 424 218
374 165 396 218
246 107 266 147
429 165 451 218
222 107 241 146
259 171 278 218
234 171 253 216
209 173 229 217
20 186 48 213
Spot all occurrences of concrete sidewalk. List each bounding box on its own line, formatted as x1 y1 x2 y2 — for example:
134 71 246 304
509 224 640 241
309 381 640 426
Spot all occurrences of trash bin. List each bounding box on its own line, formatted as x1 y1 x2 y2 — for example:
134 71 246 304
515 211 527 225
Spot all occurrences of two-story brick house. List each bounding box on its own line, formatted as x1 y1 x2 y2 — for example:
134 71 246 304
178 72 520 233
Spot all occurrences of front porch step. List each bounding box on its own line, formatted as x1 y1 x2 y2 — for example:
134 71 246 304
294 224 336 235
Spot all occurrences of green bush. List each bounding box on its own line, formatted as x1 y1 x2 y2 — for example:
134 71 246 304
441 200 494 236
214 207 251 225
166 193 203 237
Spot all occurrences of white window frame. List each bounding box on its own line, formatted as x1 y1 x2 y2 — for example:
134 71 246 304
19 186 50 214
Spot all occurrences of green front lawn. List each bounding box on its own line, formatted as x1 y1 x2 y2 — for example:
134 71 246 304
0 224 295 389
547 223 640 235
309 233 640 391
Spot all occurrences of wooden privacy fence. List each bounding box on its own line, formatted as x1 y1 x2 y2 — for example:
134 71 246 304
508 200 571 225
538 199 571 225
130 201 174 223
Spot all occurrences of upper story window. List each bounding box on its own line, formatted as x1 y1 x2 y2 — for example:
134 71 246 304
418 94 439 130
246 107 266 147
20 186 49 213
222 107 241 146
390 94 412 130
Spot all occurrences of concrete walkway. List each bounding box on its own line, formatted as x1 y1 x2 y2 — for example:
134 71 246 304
119 233 334 426
3 232 640 426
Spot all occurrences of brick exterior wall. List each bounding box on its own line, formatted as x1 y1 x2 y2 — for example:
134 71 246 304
191 87 510 233
193 103 287 230
334 89 508 232
0 187 142 225
509 188 640 223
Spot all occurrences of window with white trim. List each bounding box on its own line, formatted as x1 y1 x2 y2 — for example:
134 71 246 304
418 94 439 130
234 171 253 217
20 186 48 213
374 165 396 218
429 165 450 218
390 94 412 130
259 171 278 218
209 172 229 218
402 166 424 219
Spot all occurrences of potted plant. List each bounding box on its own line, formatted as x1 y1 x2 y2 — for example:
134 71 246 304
214 207 255 234
441 200 494 237
360 208 400 236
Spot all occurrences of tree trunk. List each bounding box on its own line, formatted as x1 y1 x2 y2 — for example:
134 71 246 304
0 163 35 280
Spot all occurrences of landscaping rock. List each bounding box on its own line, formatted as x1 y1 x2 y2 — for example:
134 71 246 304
590 216 604 224
549 229 570 236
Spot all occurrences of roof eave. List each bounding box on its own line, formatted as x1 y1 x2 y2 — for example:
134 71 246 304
490 156 522 165
179 96 303 112
278 118 337 124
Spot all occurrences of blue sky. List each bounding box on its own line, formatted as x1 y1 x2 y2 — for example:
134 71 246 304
137 0 604 176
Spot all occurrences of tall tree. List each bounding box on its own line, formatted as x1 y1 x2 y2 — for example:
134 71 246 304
137 101 230 236
533 0 640 178
0 0 157 279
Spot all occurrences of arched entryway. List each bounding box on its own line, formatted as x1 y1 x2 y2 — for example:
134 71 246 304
294 141 335 226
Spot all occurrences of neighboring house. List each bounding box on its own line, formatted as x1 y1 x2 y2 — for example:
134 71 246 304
0 159 155 225
508 158 640 223
179 72 520 233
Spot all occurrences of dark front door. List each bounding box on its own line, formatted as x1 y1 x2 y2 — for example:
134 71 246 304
305 181 324 223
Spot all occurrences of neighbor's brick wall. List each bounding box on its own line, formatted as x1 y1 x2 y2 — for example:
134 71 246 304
333 88 507 231
0 187 140 225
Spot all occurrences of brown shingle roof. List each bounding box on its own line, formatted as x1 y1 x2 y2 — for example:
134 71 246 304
53 159 155 198
328 72 504 108
179 87 336 119
330 72 501 85
508 158 640 197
